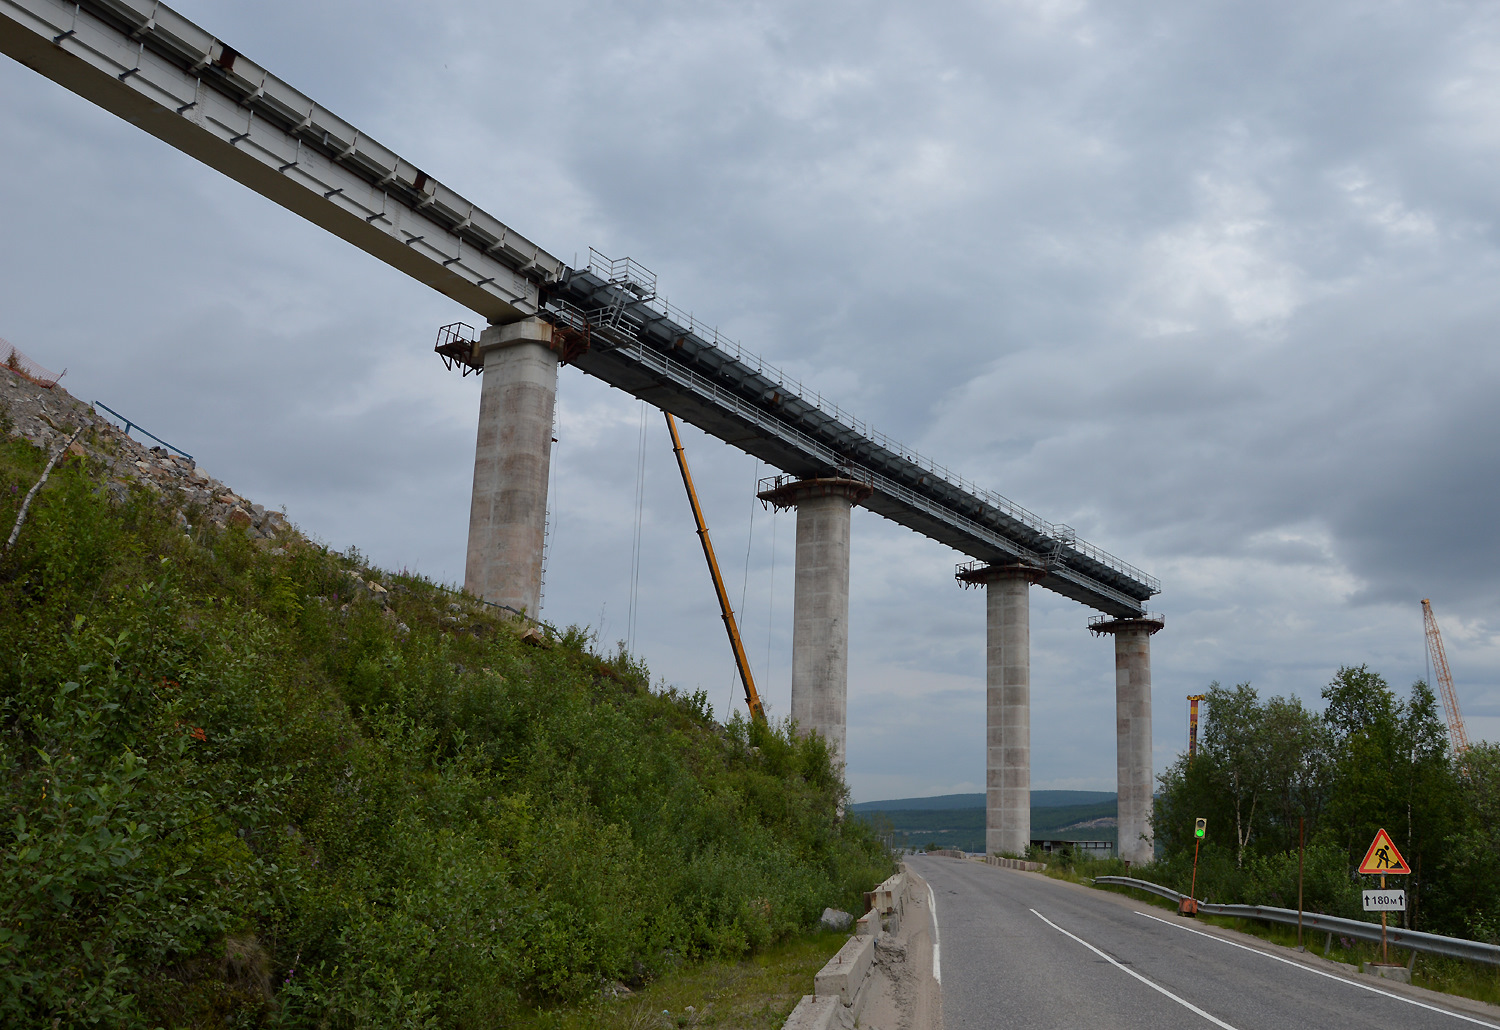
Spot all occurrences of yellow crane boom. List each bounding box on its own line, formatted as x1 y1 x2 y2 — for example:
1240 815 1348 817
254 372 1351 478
1187 694 1205 763
1421 599 1470 758
664 412 766 722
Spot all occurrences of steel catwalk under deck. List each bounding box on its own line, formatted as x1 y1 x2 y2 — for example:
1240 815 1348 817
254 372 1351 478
0 0 1160 617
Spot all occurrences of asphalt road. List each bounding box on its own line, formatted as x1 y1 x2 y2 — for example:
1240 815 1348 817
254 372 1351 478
906 854 1500 1030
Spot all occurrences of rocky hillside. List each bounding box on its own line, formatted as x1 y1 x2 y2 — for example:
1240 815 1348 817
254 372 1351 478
4 369 290 544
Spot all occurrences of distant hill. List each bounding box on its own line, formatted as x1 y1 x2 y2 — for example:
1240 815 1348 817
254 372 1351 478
852 791 1118 853
850 789 1114 812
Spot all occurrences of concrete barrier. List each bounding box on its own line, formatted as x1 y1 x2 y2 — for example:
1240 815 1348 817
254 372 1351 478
786 872 905 1028
815 933 875 1010
985 856 1042 871
871 872 904 916
783 994 848 1030
784 870 919 1028
868 871 906 933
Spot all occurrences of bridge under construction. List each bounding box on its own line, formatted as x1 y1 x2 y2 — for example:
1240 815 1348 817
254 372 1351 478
1 0 1164 862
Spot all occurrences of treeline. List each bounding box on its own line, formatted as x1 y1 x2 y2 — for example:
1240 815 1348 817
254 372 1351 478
1153 669 1499 941
0 433 890 1027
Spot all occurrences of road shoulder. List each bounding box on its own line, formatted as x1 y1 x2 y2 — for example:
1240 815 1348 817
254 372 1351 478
854 863 943 1030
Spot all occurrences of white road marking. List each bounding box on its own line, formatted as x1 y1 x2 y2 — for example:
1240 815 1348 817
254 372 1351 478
1031 909 1240 1029
1137 910 1500 1029
927 881 942 983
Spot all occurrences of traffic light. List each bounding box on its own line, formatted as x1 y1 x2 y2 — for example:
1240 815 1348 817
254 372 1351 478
1194 817 1207 839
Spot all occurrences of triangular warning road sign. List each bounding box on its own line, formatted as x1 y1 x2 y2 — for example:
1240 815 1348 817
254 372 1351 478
1358 828 1411 875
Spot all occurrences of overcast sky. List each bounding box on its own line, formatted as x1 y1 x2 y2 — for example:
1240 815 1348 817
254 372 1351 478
3 0 1498 803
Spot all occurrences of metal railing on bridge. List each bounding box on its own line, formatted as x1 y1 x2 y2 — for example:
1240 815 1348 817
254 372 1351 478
0 0 1161 617
546 253 1160 615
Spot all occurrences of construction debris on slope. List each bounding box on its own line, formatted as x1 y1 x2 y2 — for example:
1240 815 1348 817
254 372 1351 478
2 364 292 548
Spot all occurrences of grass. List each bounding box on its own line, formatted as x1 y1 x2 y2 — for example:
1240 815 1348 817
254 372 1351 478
1031 852 1134 887
513 929 850 1030
1411 955 1500 1008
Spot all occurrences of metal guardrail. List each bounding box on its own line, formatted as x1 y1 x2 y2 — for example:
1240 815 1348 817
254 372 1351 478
427 581 560 636
92 401 193 461
1093 876 1500 967
1093 876 1192 904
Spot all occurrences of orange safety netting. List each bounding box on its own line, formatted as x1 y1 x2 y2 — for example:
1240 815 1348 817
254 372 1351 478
1 339 64 388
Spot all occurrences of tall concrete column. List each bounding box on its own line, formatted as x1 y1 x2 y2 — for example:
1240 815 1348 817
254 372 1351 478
465 318 558 615
757 477 872 773
958 563 1041 857
1090 614 1164 866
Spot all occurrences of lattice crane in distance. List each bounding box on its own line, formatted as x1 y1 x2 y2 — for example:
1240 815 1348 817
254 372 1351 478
1421 599 1470 759
1187 695 1205 763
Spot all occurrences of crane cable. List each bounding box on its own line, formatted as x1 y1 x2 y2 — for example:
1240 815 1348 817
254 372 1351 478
766 505 778 693
727 459 760 718
626 402 648 653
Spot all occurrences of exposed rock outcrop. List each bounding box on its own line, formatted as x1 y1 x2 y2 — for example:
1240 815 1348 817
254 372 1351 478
3 366 292 546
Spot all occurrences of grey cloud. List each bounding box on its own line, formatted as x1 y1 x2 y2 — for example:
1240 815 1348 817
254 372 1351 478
3 0 1497 804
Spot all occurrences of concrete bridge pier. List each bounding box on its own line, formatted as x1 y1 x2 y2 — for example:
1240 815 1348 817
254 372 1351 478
465 317 558 616
757 477 872 773
1089 614 1164 866
958 563 1041 857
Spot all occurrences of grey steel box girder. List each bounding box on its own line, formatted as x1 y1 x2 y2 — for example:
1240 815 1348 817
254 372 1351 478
0 0 1159 617
0 0 561 324
550 267 1157 615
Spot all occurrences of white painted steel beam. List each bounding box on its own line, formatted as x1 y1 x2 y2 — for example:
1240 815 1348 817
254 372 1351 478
0 0 561 323
0 0 1162 615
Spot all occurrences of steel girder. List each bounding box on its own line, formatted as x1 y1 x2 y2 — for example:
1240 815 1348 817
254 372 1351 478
0 0 1160 616
549 268 1158 616
0 0 561 323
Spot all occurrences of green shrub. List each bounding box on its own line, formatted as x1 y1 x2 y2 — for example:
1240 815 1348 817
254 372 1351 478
1241 843 1362 918
0 437 892 1027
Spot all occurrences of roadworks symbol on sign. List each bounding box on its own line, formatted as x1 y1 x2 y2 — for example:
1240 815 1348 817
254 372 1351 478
1358 828 1411 875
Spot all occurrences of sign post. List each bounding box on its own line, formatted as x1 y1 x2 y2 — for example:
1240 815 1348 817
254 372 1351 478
1180 817 1207 917
1358 829 1411 965
1297 817 1305 949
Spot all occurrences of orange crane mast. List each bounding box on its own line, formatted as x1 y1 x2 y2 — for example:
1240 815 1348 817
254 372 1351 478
1421 599 1470 758
665 412 766 723
1187 695 1205 763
